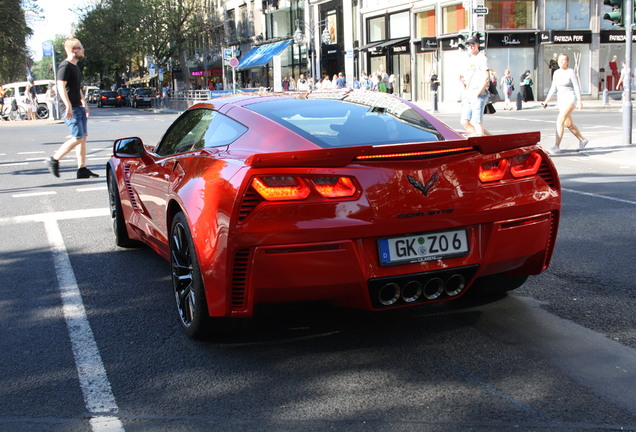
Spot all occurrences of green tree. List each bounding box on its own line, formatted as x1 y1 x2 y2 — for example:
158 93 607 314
0 0 35 83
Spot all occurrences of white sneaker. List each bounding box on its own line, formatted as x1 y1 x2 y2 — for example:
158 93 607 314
578 139 588 151
547 145 561 155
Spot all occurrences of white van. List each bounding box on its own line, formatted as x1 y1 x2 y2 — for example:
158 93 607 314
2 79 55 119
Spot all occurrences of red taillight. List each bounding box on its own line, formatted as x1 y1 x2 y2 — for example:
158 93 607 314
479 159 509 182
251 176 310 201
510 152 542 178
311 176 357 198
116 95 121 99
101 96 107 99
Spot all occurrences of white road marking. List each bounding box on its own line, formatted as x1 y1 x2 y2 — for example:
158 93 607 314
562 187 636 205
44 216 125 432
77 186 107 192
0 208 109 225
18 151 45 154
0 162 29 167
12 191 57 198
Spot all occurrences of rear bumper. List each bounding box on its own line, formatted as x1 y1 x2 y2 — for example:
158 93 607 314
218 210 558 316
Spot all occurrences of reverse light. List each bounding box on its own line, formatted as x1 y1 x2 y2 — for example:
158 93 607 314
510 152 542 178
479 159 509 182
311 176 357 198
252 176 310 201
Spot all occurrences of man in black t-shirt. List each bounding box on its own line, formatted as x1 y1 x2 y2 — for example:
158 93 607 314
46 38 98 179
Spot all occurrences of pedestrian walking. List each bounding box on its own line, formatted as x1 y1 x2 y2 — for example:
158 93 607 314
541 53 588 155
25 80 37 120
459 34 490 136
500 68 514 110
520 70 534 102
46 38 98 179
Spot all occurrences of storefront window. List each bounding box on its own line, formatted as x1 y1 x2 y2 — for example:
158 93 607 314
442 4 468 34
542 44 590 95
416 10 436 38
567 0 589 29
389 11 410 39
368 16 386 42
485 1 535 30
545 0 589 30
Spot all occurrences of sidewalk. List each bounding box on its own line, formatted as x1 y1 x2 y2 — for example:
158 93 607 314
416 97 636 169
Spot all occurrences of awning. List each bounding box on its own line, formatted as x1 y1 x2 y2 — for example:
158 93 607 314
355 41 383 52
237 39 293 70
369 37 410 53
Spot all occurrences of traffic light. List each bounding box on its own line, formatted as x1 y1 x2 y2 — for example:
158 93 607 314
457 30 470 51
603 0 624 27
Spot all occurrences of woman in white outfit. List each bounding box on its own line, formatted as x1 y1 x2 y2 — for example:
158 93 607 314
541 53 588 154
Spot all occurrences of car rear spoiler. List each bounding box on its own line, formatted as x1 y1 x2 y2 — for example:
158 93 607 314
245 131 541 168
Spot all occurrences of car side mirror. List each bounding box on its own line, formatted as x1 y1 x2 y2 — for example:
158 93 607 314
113 137 145 157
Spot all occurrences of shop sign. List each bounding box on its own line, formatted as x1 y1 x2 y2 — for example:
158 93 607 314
600 30 636 43
392 44 409 54
440 36 464 51
539 31 552 43
487 32 537 48
418 37 438 51
550 30 591 44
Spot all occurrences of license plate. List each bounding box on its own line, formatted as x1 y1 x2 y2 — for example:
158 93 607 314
378 229 469 265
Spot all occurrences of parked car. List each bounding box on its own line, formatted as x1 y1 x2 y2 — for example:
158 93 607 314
2 79 53 119
97 90 123 107
107 90 561 339
117 88 132 107
130 87 154 108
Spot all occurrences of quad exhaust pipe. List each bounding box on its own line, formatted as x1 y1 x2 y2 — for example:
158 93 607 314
377 273 467 307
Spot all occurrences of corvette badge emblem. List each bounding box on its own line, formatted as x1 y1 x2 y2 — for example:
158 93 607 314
407 172 439 196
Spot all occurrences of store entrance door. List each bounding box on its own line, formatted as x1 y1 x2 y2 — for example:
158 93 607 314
391 53 411 100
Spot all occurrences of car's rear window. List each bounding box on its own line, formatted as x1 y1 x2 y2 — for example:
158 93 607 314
102 91 118 97
246 94 443 148
136 89 152 95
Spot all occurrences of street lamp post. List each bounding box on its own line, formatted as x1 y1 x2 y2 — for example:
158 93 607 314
293 18 331 81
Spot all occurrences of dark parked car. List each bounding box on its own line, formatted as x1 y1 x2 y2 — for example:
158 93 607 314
97 90 123 108
117 88 132 107
130 87 154 108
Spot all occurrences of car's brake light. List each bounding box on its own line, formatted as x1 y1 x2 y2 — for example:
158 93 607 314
479 159 509 182
101 96 107 99
311 176 357 198
510 152 542 178
252 176 310 201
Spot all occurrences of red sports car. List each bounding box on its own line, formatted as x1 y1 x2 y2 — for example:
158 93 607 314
107 91 560 338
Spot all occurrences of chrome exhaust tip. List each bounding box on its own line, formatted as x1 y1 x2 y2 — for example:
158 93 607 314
401 280 423 303
445 274 466 297
378 283 401 306
424 278 445 300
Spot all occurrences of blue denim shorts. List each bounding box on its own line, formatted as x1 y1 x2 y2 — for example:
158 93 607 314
461 93 489 124
64 107 88 138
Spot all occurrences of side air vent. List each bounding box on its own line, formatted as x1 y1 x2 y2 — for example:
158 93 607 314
538 160 557 189
231 249 251 311
237 187 263 222
123 164 141 211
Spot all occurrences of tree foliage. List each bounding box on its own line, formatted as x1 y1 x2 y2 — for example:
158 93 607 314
71 0 225 88
0 0 36 83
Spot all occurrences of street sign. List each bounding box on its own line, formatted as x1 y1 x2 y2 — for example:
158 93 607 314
474 6 489 14
224 49 233 60
42 41 53 57
229 57 239 68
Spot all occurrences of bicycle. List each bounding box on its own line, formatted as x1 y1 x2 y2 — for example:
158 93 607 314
1 98 27 121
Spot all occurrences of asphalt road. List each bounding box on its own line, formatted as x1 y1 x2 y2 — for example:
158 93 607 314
0 104 635 432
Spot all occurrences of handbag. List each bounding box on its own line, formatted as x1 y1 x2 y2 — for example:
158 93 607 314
483 102 496 114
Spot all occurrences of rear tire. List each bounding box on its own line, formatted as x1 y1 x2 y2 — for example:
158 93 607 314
107 169 141 248
170 212 241 339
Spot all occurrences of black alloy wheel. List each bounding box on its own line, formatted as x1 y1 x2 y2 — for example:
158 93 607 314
107 169 140 248
171 212 212 339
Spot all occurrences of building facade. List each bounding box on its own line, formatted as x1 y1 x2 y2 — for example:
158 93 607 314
219 0 635 102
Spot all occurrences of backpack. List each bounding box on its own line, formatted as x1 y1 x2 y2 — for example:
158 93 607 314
505 76 514 91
